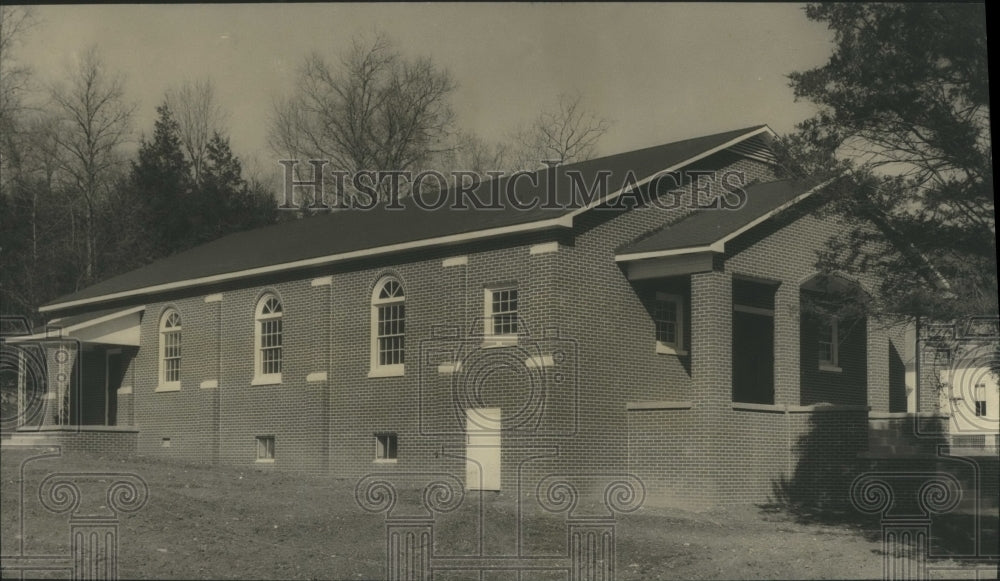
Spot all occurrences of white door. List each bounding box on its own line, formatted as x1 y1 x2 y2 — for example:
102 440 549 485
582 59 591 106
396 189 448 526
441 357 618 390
466 408 501 491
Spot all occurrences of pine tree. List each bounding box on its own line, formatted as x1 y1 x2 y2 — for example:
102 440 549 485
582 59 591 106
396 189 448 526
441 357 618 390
129 104 193 260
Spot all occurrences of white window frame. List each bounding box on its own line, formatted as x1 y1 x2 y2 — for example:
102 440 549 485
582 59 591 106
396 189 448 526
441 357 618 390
483 286 519 348
253 295 283 385
974 383 987 417
370 277 405 377
255 435 275 463
654 292 686 355
374 432 398 463
156 309 182 392
818 316 841 372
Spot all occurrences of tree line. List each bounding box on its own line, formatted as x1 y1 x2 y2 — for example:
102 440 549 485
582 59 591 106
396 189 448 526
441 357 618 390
2 5 992 327
0 13 611 322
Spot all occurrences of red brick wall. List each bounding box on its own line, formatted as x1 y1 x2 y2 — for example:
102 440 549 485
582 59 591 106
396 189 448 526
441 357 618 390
627 406 871 508
624 184 897 506
55 430 139 458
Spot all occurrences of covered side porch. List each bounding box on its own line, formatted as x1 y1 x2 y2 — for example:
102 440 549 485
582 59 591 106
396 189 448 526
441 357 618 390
3 306 142 439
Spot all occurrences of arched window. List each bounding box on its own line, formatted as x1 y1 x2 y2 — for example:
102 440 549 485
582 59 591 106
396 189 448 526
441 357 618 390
254 294 283 384
158 309 181 389
371 277 405 376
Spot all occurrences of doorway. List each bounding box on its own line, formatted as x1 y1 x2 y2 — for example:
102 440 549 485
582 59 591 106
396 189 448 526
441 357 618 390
732 309 775 404
465 408 501 491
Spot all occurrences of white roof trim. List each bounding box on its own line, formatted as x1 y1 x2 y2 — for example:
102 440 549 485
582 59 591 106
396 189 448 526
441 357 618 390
40 126 774 314
7 305 146 343
615 177 833 263
57 305 146 334
615 244 720 262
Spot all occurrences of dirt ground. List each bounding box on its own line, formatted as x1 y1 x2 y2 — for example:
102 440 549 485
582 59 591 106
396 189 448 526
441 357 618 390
2 448 995 580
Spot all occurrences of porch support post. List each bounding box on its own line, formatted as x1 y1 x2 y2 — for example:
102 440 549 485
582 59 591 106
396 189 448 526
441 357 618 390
867 316 890 413
42 341 79 426
41 346 59 427
691 270 733 408
689 269 732 505
773 283 800 406
16 349 26 428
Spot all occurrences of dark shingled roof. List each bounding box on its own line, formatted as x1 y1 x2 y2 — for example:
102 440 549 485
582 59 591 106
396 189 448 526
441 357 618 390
42 125 768 311
617 178 824 256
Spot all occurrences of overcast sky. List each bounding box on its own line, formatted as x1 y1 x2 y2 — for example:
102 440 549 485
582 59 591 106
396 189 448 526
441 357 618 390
17 3 833 172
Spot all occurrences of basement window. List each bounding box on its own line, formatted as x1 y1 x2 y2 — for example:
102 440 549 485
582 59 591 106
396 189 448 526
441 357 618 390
375 433 398 462
256 436 275 462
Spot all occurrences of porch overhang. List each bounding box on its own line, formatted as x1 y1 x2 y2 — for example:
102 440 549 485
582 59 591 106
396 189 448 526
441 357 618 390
6 306 144 346
616 250 717 280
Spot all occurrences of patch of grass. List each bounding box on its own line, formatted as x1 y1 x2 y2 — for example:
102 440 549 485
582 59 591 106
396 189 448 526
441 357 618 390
2 448 995 580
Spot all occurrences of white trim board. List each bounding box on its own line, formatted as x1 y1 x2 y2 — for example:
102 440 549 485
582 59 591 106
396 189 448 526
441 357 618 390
9 305 145 345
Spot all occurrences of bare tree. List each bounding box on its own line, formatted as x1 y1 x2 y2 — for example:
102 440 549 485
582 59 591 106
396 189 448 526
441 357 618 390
0 6 35 131
165 78 227 184
269 33 456 195
437 131 511 180
511 92 611 169
49 46 134 284
0 6 37 198
1 112 68 314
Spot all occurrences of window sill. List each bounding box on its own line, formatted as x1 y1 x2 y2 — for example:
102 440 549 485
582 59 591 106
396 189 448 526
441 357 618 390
251 374 282 386
732 402 784 413
818 364 843 373
255 458 275 464
368 365 404 378
482 336 518 349
373 458 398 464
656 342 687 356
154 383 181 393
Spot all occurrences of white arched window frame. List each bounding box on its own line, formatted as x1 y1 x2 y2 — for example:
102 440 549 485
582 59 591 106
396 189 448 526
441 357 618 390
157 309 182 392
370 277 405 377
253 294 283 385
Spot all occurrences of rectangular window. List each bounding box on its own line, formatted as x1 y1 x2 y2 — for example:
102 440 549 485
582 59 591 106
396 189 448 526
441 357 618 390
489 288 518 336
482 287 519 347
654 292 685 354
975 383 987 417
818 317 838 369
377 303 406 366
375 433 397 461
256 436 275 461
260 318 282 375
163 330 181 382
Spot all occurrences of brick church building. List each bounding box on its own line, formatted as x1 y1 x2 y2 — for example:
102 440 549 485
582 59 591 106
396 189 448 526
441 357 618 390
7 125 952 507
